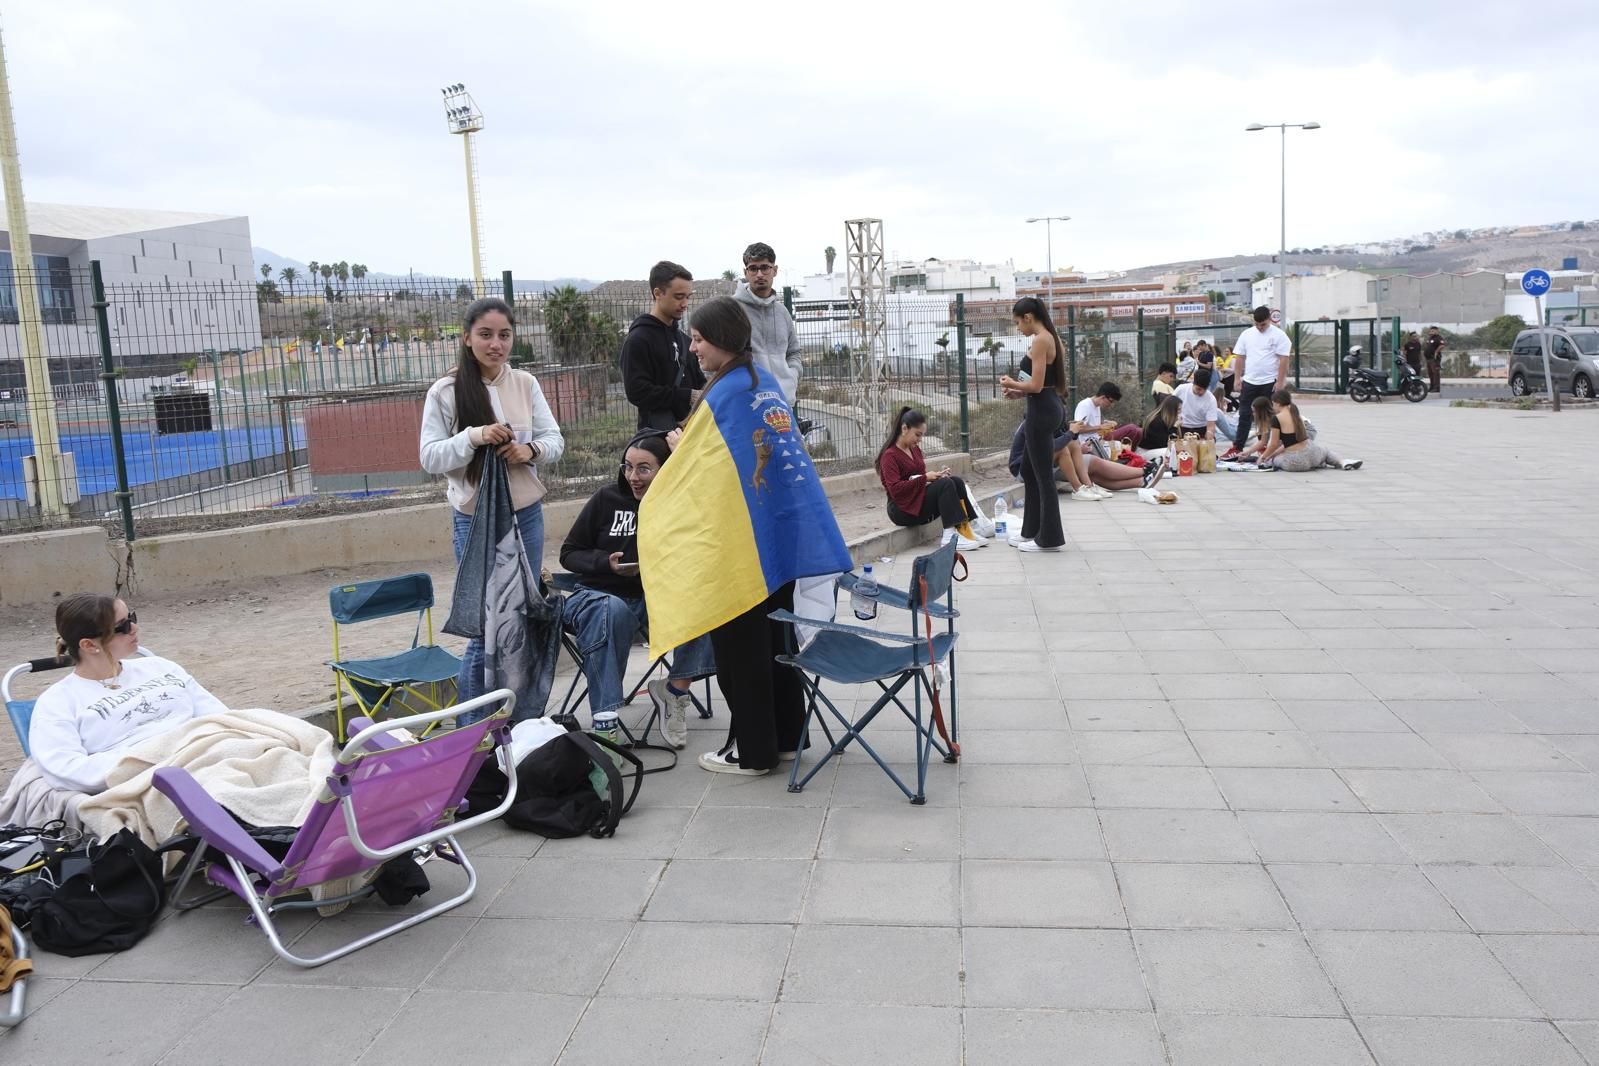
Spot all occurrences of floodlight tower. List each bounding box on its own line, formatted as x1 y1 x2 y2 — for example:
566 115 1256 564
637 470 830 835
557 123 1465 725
441 83 486 291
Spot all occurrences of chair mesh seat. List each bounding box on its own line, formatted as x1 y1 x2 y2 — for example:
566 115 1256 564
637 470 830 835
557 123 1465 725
333 645 462 686
784 630 955 686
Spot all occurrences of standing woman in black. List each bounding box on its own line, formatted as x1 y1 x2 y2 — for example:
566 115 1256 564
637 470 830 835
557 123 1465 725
999 296 1067 552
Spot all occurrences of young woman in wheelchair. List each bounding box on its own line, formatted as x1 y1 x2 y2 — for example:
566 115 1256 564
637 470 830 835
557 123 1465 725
557 432 714 750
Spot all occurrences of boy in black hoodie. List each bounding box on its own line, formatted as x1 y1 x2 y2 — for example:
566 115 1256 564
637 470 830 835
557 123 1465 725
559 431 714 747
621 261 705 430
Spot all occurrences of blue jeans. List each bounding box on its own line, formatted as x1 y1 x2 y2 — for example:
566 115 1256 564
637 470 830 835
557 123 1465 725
452 501 545 720
1214 409 1238 443
563 584 716 718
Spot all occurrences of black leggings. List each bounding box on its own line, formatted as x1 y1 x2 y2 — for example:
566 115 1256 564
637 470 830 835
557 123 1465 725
708 582 803 770
1019 391 1065 548
888 476 968 529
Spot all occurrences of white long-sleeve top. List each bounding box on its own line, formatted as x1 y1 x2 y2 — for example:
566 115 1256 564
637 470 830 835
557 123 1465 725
29 655 228 794
419 367 565 514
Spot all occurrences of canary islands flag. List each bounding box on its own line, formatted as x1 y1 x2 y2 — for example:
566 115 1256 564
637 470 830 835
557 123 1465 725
639 366 851 655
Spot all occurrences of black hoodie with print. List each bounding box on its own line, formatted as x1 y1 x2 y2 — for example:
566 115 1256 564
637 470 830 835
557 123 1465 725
619 313 705 430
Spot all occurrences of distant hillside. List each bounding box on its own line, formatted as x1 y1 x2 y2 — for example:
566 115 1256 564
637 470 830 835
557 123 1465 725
251 246 596 292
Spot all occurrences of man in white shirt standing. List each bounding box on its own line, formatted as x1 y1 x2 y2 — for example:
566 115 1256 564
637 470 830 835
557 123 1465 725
1225 306 1292 458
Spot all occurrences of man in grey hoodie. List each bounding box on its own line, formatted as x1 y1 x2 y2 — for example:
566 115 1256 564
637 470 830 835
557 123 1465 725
732 242 803 402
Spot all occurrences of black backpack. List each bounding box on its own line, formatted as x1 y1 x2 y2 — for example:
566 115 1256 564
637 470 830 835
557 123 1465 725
468 728 642 839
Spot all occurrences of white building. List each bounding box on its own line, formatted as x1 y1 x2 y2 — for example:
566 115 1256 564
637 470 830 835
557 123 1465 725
0 201 259 369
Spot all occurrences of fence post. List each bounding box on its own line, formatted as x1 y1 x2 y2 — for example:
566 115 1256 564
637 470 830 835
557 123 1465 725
89 261 136 541
782 286 793 314
1066 305 1078 399
237 348 256 467
502 269 514 304
955 294 969 454
1135 310 1146 398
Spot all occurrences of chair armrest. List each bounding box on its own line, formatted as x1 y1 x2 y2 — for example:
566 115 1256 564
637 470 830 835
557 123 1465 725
836 574 957 619
344 716 406 752
152 767 282 877
767 609 921 644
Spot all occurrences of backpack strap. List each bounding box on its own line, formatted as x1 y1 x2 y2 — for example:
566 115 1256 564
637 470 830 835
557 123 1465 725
563 732 643 838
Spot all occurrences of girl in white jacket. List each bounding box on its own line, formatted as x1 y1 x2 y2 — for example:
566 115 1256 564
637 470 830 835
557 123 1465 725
419 297 564 708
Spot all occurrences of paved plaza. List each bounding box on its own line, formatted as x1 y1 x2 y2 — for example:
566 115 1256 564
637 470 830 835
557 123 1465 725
7 399 1599 1065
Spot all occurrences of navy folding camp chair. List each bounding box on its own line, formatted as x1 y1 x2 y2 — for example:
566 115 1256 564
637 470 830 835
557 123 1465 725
4 648 156 757
547 572 712 746
328 573 462 742
773 540 962 805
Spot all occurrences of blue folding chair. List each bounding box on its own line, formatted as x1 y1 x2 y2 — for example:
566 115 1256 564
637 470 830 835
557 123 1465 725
328 573 462 742
773 540 962 805
4 648 156 757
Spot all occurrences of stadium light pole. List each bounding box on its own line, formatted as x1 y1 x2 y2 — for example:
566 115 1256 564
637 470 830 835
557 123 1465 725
0 25 67 518
442 84 486 291
1025 215 1071 320
1246 122 1319 328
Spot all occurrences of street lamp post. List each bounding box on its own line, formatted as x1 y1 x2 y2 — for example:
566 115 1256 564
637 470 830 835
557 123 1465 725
1025 215 1071 320
1245 122 1319 327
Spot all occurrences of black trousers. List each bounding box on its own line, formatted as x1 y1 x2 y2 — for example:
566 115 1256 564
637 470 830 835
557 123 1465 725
1232 381 1275 450
708 582 803 770
1019 391 1065 548
888 476 968 529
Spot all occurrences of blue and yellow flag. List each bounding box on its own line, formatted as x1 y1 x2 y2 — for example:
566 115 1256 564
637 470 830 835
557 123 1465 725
639 366 851 655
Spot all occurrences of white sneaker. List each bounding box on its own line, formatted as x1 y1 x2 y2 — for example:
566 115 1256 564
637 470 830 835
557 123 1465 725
647 679 690 749
698 747 770 776
1006 530 1025 546
1016 539 1061 553
1070 486 1100 502
955 534 987 550
1092 486 1115 499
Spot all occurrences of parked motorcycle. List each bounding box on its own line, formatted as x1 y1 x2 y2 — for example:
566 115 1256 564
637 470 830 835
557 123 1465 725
1344 346 1429 403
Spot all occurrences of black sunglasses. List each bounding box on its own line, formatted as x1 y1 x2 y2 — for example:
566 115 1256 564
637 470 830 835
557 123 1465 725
112 611 138 635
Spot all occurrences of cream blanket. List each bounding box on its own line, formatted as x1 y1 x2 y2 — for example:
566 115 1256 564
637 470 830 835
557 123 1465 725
77 708 336 847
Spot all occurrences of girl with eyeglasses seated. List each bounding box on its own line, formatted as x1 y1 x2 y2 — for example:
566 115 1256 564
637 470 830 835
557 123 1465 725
27 593 227 795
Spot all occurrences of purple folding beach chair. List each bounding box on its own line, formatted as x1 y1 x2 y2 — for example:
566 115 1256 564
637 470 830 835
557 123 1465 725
152 690 519 968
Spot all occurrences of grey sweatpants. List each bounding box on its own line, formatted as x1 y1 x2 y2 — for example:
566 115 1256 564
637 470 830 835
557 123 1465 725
1271 442 1344 471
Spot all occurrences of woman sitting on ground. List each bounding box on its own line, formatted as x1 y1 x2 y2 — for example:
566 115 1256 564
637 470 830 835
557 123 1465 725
878 406 987 549
28 594 226 795
1139 394 1182 454
558 432 715 749
1255 390 1363 471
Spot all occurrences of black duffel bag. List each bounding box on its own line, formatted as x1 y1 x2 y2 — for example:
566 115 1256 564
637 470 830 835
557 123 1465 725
29 828 166 957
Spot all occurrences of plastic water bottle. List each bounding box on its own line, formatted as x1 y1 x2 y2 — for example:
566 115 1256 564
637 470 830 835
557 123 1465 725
852 565 879 621
992 495 1009 538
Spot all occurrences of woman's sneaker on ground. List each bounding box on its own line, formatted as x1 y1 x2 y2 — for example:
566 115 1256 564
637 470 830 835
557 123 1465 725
1342 459 1363 470
1017 539 1061 553
1142 456 1169 487
1092 486 1115 499
1070 486 1100 502
646 679 691 749
699 745 770 776
1006 529 1025 546
1220 446 1241 460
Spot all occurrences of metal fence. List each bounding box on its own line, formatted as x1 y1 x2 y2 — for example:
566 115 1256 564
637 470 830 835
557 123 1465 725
1 262 1265 539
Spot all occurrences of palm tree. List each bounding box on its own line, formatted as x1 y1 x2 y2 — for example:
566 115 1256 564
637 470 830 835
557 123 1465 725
825 246 836 274
721 269 736 281
543 285 591 364
307 260 321 284
352 263 367 286
320 263 334 301
333 261 349 297
260 263 272 281
279 266 299 296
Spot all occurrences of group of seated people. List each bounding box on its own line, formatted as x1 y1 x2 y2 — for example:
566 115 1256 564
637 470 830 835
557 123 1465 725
1169 340 1237 408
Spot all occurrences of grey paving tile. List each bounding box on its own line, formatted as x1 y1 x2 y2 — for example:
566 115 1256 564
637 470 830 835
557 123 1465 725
1066 700 1183 731
1134 929 1343 1016
531 803 695 859
1269 863 1465 931
257 913 475 988
1472 770 1599 816
803 859 960 925
830 761 958 807
1278 700 1409 733
1170 699 1297 731
1525 815 1599 869
1212 767 1364 811
1483 934 1599 1019
601 921 791 1001
955 729 1077 764
1156 673 1271 700
1309 931 1540 1017
961 860 1125 928
556 996 770 1065
1340 769 1502 813
1240 811 1412 864
1557 1021 1599 1063
645 858 810 924
1075 730 1201 766
1354 1017 1585 1066
677 805 826 858
484 856 664 919
1262 673 1374 701
1085 764 1228 809
1385 700 1531 734
1505 699 1599 734
162 984 402 1066
820 805 960 861
781 924 962 1006
1161 1015 1375 1066
1309 731 1451 769
959 763 1091 807
424 917 629 995
963 1009 1167 1066
960 806 1106 860
763 1002 961 1066
1116 862 1295 930
1425 865 1599 933
1379 813 1561 866
1548 734 1599 773
0 980 232 1064
1189 730 1327 768
1098 808 1258 863
85 905 314 985
357 990 584 1065
963 928 1149 1010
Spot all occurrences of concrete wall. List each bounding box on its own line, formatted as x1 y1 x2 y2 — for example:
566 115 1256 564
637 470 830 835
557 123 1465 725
0 528 121 603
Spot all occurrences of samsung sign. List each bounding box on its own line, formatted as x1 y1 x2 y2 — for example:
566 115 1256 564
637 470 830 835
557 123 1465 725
1172 303 1207 315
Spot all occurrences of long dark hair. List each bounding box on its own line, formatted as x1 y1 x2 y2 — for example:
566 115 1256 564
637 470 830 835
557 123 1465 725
1142 394 1180 433
452 297 516 486
55 592 117 663
617 431 672 494
1251 395 1274 442
688 296 757 403
1272 388 1306 440
1011 296 1068 396
878 405 926 462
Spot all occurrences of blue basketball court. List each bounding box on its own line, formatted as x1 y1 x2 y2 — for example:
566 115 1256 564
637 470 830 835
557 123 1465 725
0 426 308 501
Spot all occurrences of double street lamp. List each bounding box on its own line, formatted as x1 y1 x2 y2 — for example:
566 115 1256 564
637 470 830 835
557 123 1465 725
1025 215 1071 320
1245 122 1320 326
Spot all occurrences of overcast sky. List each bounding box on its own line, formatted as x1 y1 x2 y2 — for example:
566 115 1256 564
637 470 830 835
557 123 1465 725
11 1 1593 281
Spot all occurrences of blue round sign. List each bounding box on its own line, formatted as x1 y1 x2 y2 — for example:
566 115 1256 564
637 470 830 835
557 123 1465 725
1522 269 1552 297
